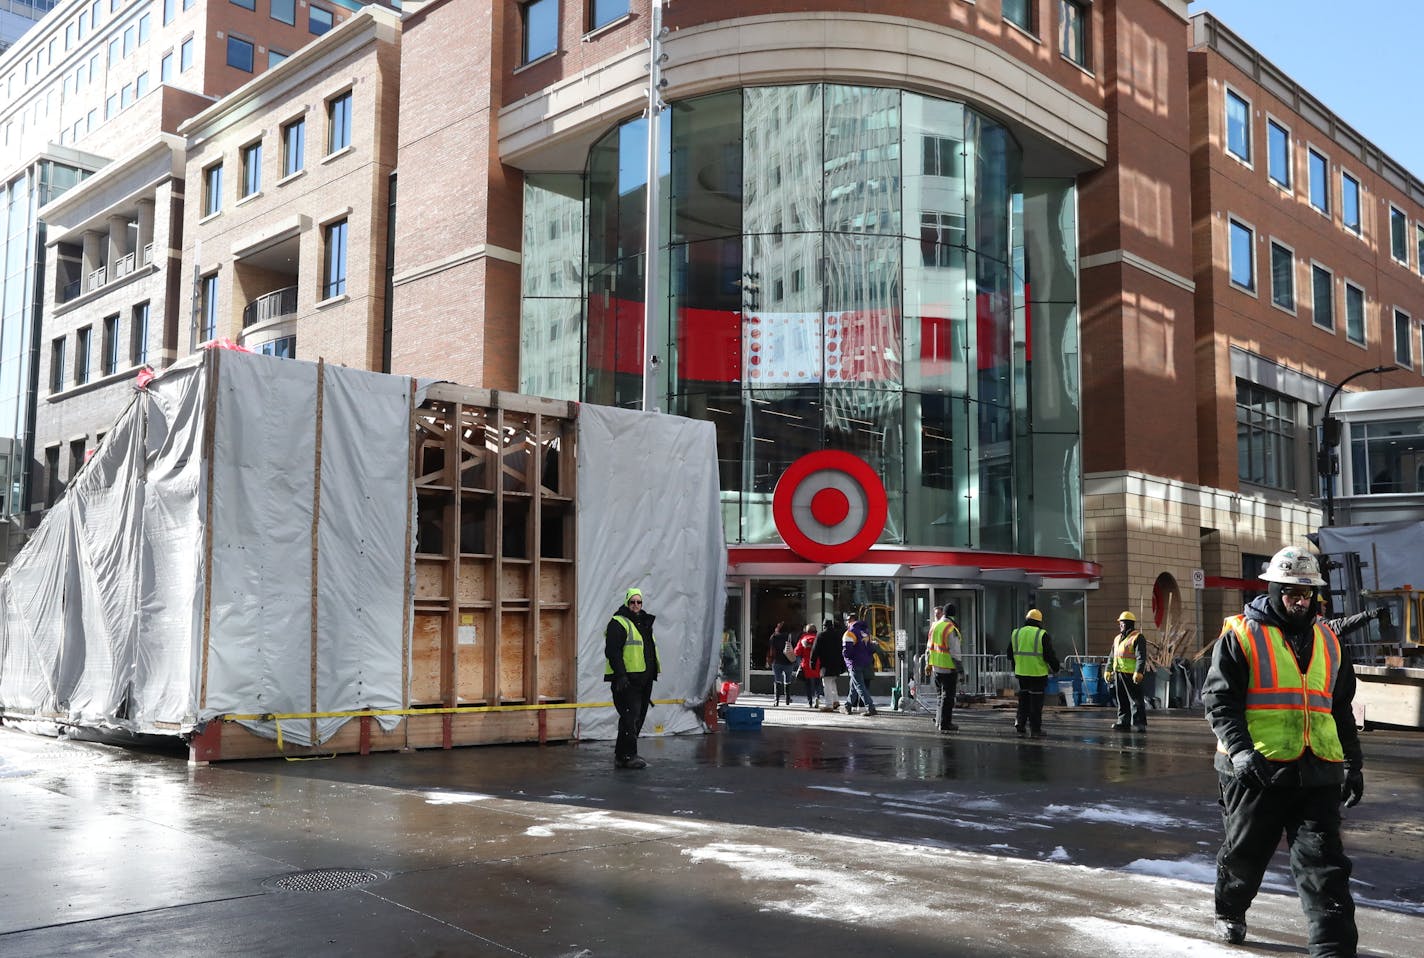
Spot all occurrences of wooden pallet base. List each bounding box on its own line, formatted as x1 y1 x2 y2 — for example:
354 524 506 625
187 710 577 763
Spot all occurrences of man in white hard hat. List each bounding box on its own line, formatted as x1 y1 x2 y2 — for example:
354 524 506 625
1203 546 1363 954
1109 611 1148 731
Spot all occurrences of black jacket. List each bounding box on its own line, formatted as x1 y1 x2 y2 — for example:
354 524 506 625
1203 594 1362 786
812 625 846 677
605 604 659 683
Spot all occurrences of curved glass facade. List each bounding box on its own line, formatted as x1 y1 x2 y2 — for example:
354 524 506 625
521 83 1082 560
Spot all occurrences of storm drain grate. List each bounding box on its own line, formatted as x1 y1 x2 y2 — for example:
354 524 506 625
1397 886 1424 904
264 868 386 893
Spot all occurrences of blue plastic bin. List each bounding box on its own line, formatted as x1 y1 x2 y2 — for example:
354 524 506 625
724 705 764 730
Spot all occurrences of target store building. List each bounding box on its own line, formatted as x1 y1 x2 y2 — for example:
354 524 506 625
392 0 1198 685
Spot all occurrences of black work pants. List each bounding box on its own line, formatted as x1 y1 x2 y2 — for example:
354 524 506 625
612 675 653 761
933 671 958 730
1114 672 1147 727
1015 675 1047 732
1215 777 1356 957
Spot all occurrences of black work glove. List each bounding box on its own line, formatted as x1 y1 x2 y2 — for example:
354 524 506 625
1341 768 1365 808
1374 605 1390 622
1230 749 1277 790
612 674 630 694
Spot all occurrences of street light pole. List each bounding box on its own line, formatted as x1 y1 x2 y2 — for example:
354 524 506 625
1318 364 1396 526
640 0 667 414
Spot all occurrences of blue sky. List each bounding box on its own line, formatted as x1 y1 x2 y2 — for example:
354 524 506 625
1188 0 1424 177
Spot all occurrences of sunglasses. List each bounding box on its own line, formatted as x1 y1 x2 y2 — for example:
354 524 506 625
628 598 643 605
1280 588 1314 600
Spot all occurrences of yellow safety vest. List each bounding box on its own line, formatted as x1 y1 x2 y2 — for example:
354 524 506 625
1112 630 1142 674
1011 626 1048 677
927 619 958 670
604 615 648 675
1215 616 1345 763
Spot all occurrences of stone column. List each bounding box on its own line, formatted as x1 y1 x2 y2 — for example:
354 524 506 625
136 199 155 266
106 214 129 279
82 230 102 291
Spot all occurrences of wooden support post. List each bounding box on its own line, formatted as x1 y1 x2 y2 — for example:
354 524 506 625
442 713 452 749
537 708 547 745
198 348 221 711
359 715 371 755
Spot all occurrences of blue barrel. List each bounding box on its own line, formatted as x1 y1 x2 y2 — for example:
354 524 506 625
1080 663 1102 696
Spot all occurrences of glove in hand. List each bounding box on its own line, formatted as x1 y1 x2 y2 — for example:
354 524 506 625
1231 749 1277 790
612 674 630 694
1132 672 1143 685
1342 768 1364 808
1374 605 1390 622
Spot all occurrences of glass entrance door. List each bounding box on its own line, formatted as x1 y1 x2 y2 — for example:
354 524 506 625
899 586 986 694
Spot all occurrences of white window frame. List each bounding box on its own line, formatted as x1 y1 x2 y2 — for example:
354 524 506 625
1267 237 1295 314
1227 214 1257 295
1309 260 1334 333
1223 84 1252 166
1389 204 1409 266
1265 114 1291 191
1343 278 1367 347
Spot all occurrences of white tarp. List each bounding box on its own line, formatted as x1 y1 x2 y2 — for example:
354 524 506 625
0 350 412 745
574 403 726 740
1317 520 1424 593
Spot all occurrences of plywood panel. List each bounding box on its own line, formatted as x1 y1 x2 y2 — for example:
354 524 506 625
456 558 490 603
454 607 491 703
410 613 444 704
538 562 572 604
537 609 572 701
414 561 447 599
498 610 529 701
500 563 529 599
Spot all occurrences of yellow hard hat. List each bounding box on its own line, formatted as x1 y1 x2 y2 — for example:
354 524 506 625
1025 608 1043 622
1118 611 1136 623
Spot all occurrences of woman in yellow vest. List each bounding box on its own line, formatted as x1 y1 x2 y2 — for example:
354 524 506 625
1109 611 1148 731
605 587 660 770
1203 546 1363 954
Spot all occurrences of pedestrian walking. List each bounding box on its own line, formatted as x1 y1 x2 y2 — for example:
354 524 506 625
795 623 822 708
605 587 659 771
1204 545 1364 954
842 617 879 716
812 618 844 711
765 621 796 706
1007 608 1059 737
926 604 962 732
1109 611 1148 731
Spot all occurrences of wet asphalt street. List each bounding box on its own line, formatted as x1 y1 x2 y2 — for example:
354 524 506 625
2 699 1422 957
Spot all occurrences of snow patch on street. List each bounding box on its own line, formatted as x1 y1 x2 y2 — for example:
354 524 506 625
1045 802 1193 830
423 790 495 805
1061 916 1249 956
1124 854 1293 894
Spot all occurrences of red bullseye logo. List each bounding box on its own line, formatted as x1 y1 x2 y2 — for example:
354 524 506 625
772 451 888 563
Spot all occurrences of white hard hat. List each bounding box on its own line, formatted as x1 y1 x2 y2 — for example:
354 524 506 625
1260 546 1326 586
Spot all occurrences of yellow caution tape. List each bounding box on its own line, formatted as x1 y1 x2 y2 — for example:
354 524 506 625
221 698 689 723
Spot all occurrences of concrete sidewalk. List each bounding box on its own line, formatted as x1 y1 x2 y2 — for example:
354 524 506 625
1 700 1421 957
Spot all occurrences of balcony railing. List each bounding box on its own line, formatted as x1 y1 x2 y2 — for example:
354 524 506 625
243 285 299 328
112 251 136 280
86 266 106 292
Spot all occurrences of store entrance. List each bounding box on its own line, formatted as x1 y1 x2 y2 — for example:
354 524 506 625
898 586 986 694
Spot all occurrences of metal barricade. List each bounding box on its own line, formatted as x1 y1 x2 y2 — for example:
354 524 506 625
957 652 1014 698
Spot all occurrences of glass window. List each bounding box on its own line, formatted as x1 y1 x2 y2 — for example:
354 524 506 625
1266 119 1290 188
1060 0 1088 67
1345 281 1365 345
184 0 195 8
135 72 149 97
268 49 288 68
522 0 556 63
591 0 628 30
102 314 119 375
323 219 348 298
327 91 351 152
1228 218 1254 291
105 93 117 119
108 36 120 66
1225 89 1250 162
1269 242 1293 311
120 83 133 108
1395 309 1413 368
281 116 304 176
1418 224 1424 278
270 0 294 24
199 274 218 343
161 51 172 81
1308 149 1328 213
123 24 135 57
131 301 149 365
1390 206 1408 264
231 0 255 8
1002 0 1033 31
1236 380 1296 491
51 337 65 392
309 5 333 34
138 12 150 44
1341 172 1360 233
163 0 175 24
1351 418 1424 495
1311 264 1333 331
257 335 296 358
203 161 222 216
75 326 92 385
227 35 254 72
240 141 261 197
180 37 194 71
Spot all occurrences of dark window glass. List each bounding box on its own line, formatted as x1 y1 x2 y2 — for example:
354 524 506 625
323 219 348 298
1311 265 1333 331
1269 242 1293 310
327 91 351 152
50 337 65 391
1345 282 1365 344
591 0 628 30
1228 219 1253 290
1236 380 1296 491
522 0 556 63
1341 172 1360 233
241 141 261 197
270 0 294 24
1390 207 1408 263
203 162 222 215
1395 310 1413 367
1308 149 1328 212
258 335 296 358
1225 90 1250 161
1267 120 1290 187
1060 0 1087 67
75 326 91 385
227 35 254 72
282 117 305 176
200 274 218 343
102 313 119 374
1352 418 1424 495
1002 0 1032 31
132 302 149 364
309 5 333 34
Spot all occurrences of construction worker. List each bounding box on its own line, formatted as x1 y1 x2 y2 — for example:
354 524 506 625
1109 611 1148 731
605 587 660 770
1203 546 1363 953
926 604 963 732
1007 608 1059 737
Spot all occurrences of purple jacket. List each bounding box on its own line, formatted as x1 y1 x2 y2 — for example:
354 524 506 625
842 625 875 670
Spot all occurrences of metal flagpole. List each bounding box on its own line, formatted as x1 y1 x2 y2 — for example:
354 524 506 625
641 0 667 413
